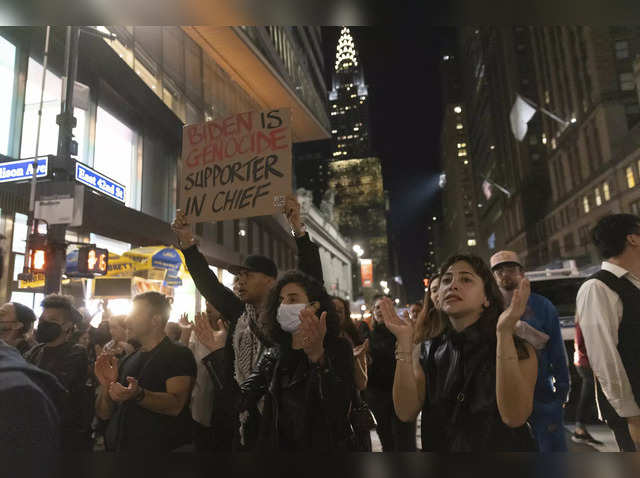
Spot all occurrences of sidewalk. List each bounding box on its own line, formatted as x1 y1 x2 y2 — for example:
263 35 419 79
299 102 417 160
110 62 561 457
370 415 619 452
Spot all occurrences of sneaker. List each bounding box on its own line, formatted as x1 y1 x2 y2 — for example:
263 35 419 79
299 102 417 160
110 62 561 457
571 431 604 446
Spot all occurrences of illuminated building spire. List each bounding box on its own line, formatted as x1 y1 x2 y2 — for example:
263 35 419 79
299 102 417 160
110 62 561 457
335 26 358 72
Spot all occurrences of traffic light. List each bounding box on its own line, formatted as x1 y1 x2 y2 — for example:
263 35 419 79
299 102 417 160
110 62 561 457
27 233 48 273
78 246 108 275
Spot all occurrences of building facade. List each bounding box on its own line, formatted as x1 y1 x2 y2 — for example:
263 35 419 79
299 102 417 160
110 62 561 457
437 46 482 266
0 26 331 315
297 188 354 300
454 26 640 270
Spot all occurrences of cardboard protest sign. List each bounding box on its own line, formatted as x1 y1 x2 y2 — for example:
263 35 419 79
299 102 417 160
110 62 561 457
180 108 292 223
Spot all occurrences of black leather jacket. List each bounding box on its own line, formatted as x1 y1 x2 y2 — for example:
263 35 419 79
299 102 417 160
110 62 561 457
236 337 355 451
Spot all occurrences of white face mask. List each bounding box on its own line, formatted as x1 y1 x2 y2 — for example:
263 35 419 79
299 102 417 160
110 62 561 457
276 303 306 333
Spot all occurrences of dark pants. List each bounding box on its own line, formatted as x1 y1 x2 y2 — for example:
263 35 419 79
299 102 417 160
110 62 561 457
596 380 637 452
365 387 416 451
193 421 215 452
575 366 595 427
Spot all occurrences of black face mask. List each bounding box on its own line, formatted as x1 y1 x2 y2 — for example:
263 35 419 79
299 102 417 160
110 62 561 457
35 321 64 343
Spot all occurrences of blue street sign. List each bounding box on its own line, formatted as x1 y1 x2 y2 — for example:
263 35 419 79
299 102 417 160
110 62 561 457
75 163 126 203
0 157 48 184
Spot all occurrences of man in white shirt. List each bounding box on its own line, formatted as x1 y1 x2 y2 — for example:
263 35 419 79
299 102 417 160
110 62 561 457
576 214 640 451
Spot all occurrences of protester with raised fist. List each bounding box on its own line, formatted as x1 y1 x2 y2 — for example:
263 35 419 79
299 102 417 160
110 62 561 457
170 194 323 450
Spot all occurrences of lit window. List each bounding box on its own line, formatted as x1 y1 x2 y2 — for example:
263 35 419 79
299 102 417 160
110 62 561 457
94 106 139 208
467 239 477 247
456 123 463 130
583 196 590 214
551 138 557 149
454 106 462 114
603 182 611 201
544 90 551 104
627 166 636 189
542 133 547 145
464 160 469 165
620 73 635 91
457 142 467 148
615 40 629 59
458 149 467 157
0 36 16 155
595 187 602 206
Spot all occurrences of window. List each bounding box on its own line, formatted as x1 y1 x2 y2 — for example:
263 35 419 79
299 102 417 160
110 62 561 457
564 232 576 253
583 196 590 214
21 58 90 163
595 187 602 206
456 123 463 130
233 220 239 252
627 166 636 189
620 73 635 91
577 225 588 245
216 221 224 245
467 239 477 247
162 27 185 88
615 40 629 59
631 199 640 216
0 35 16 155
94 106 139 208
457 149 467 157
12 212 28 254
603 181 611 201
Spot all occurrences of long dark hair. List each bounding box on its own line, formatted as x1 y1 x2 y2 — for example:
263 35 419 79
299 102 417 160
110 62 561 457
437 254 506 340
260 271 341 348
414 273 443 343
332 296 363 346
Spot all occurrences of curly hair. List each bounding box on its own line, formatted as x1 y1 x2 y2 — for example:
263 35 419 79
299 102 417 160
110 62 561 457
260 270 340 348
436 254 506 341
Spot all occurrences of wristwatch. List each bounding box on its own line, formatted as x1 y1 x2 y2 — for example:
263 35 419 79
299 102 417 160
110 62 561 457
135 387 146 403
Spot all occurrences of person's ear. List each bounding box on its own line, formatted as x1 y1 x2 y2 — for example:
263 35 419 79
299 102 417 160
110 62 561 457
628 234 640 248
482 297 490 309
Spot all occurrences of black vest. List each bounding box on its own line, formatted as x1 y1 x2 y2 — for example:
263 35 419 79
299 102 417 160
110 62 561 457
590 270 640 418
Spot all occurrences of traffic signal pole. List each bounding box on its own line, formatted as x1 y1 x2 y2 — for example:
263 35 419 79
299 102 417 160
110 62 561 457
44 26 80 295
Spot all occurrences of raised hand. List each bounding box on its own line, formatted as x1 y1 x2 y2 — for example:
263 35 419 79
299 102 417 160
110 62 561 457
379 297 414 347
193 312 228 352
497 278 531 334
94 353 118 388
108 376 140 403
283 195 304 236
171 209 195 247
299 308 327 363
178 313 193 330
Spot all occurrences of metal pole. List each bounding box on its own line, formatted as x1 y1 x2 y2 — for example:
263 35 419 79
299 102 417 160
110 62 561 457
46 26 80 295
21 26 51 279
519 94 570 127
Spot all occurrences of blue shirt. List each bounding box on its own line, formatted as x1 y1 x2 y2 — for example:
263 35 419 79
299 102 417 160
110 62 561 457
522 293 571 405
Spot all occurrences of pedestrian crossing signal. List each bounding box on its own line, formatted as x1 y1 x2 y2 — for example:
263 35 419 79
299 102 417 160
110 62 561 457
78 246 108 275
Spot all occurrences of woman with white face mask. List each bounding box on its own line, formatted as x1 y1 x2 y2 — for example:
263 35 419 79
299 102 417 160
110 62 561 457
235 271 355 451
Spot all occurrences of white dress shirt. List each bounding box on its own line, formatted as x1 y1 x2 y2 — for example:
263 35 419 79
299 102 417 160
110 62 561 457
576 261 640 418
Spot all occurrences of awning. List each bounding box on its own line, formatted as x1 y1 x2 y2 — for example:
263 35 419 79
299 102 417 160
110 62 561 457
122 246 186 287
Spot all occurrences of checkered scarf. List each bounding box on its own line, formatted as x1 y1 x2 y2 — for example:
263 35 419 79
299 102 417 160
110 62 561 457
233 304 263 385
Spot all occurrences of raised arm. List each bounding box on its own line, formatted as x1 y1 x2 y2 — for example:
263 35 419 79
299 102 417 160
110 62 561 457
172 210 245 323
496 279 538 428
283 195 324 283
379 297 426 422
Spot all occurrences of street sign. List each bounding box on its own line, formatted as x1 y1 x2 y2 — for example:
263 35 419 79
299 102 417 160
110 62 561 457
0 157 48 184
75 162 126 203
35 197 75 225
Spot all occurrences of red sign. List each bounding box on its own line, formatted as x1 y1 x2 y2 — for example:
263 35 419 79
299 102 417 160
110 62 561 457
360 259 373 288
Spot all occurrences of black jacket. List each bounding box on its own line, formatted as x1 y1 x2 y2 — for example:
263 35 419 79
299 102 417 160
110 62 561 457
182 233 323 448
367 323 397 390
206 338 354 451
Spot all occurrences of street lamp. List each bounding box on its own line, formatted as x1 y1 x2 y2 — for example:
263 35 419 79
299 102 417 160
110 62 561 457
379 280 388 289
384 288 390 295
394 298 400 305
353 244 364 258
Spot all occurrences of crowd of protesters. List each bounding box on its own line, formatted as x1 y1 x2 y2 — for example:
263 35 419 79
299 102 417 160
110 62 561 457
1 208 639 454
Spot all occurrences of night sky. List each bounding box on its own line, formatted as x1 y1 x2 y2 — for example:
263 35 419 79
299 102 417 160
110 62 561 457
322 27 454 301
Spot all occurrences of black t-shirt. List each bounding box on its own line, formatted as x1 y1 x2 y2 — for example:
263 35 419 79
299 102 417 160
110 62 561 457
105 336 197 452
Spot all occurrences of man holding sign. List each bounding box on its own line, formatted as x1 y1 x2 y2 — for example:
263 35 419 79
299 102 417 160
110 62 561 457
180 109 292 223
171 194 323 451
